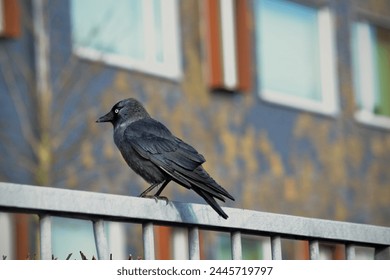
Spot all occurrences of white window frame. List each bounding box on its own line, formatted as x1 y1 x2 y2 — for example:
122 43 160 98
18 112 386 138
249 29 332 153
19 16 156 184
353 21 390 130
220 0 238 89
72 0 182 80
257 3 339 116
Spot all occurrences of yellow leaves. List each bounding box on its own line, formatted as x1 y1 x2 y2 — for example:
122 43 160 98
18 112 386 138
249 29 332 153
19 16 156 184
335 199 348 221
167 105 187 140
371 136 386 157
87 108 99 135
220 129 238 167
269 154 284 177
346 137 363 168
258 131 284 177
35 134 53 186
318 142 346 186
66 166 78 189
37 137 51 168
181 48 210 108
103 139 115 160
290 111 390 224
284 177 298 202
240 127 258 174
113 72 130 93
293 114 347 185
299 156 314 195
293 114 312 138
81 141 94 170
378 187 390 205
258 131 272 155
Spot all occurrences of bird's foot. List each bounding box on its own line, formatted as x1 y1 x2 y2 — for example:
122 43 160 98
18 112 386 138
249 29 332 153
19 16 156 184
139 192 148 198
139 184 159 198
141 195 169 205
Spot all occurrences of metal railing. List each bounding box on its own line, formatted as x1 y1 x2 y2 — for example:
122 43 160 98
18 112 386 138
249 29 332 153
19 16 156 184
0 182 389 260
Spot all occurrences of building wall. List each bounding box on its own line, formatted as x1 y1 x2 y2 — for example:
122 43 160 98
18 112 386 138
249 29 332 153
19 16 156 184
85 0 390 227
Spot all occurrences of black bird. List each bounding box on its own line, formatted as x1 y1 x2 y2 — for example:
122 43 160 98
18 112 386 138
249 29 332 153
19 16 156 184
96 98 234 219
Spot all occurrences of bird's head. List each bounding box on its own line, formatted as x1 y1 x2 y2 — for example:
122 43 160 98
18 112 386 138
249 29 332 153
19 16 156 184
96 98 150 128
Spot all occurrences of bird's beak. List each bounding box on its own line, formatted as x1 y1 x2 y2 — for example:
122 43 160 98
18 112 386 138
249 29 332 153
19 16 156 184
96 111 114 123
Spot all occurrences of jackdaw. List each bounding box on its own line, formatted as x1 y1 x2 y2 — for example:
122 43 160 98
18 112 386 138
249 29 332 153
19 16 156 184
96 98 234 219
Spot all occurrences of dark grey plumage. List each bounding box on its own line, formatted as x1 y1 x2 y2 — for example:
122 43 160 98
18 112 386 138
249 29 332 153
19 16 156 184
96 98 234 219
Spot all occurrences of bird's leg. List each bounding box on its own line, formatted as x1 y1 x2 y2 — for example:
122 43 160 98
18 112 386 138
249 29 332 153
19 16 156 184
149 180 171 205
154 180 170 196
139 183 159 197
139 181 170 204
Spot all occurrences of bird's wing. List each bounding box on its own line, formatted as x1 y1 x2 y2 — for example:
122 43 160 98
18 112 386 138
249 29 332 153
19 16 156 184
124 119 205 172
125 120 231 200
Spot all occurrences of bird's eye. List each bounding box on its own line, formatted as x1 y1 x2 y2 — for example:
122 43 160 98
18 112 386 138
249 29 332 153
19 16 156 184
114 109 119 114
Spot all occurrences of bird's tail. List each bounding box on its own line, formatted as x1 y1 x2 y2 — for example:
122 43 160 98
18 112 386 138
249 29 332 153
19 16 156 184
192 188 229 219
189 166 235 201
162 164 234 219
184 166 234 219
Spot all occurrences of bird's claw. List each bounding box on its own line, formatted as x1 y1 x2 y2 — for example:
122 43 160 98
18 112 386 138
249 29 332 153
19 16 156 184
141 195 169 205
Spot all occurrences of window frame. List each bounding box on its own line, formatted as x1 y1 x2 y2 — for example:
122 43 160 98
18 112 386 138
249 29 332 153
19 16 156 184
204 0 252 92
71 0 182 80
255 0 339 116
0 0 20 38
352 16 390 130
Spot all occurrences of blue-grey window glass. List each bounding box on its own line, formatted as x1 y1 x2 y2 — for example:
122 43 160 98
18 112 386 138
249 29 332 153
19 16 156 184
71 0 146 61
52 217 97 259
256 0 322 101
153 0 164 62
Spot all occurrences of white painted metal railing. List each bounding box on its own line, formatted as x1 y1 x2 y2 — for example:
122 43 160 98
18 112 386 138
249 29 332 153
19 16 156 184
0 182 389 260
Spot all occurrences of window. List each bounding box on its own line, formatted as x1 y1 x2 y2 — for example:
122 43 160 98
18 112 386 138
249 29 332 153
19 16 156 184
353 21 390 129
52 217 126 260
215 234 271 260
52 217 97 259
255 0 338 115
71 0 181 80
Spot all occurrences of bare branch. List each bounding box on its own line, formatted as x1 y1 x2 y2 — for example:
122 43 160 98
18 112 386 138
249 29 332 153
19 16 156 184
0 132 36 173
51 60 104 135
0 51 39 153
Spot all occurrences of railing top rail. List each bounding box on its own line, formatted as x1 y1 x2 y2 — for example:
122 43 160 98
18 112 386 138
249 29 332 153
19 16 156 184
1 182 390 247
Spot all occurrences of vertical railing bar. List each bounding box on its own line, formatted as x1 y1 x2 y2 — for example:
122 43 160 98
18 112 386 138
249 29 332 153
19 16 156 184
93 219 109 260
142 222 155 260
39 214 52 260
270 235 282 260
345 244 356 260
231 231 242 260
309 240 320 260
188 227 200 260
374 245 390 260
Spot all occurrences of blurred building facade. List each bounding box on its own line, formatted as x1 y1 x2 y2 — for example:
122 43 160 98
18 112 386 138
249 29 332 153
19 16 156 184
0 0 390 259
